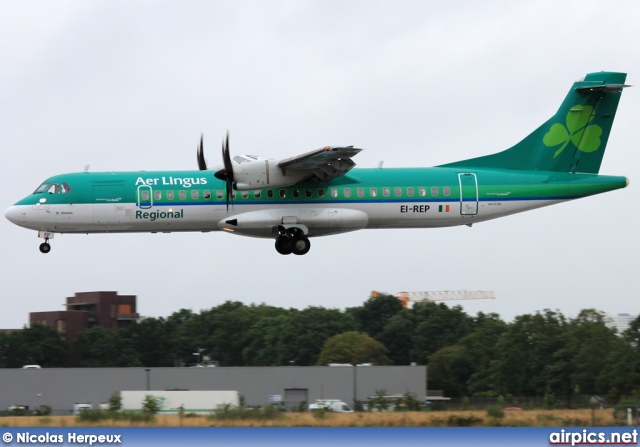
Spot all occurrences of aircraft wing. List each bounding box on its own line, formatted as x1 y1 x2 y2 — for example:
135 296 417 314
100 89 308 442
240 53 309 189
278 146 362 182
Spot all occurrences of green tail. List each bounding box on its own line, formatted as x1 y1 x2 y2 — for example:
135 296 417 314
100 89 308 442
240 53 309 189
440 72 628 174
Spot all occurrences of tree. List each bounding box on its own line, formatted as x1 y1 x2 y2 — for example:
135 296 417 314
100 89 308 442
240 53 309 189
141 395 162 415
199 301 272 366
108 393 122 412
70 327 141 367
490 309 567 396
124 317 175 367
165 308 204 365
368 389 391 412
597 337 640 400
377 310 417 366
0 324 68 368
242 307 356 366
316 331 391 365
459 312 507 395
557 309 619 396
410 303 474 363
428 345 473 397
348 294 404 339
623 315 640 348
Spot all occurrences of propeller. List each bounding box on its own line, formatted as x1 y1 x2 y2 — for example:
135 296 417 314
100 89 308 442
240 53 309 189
214 131 234 210
196 133 207 170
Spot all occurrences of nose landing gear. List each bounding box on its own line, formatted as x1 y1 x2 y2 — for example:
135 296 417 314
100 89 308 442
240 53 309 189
39 237 51 254
275 227 310 255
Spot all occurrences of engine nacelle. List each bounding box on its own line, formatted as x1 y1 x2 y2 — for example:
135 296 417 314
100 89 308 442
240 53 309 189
218 208 369 238
232 156 310 191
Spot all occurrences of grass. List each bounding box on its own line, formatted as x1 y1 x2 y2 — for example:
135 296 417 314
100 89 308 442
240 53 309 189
0 409 618 427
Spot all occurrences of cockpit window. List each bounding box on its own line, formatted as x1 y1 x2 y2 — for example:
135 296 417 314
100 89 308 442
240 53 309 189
34 183 52 194
34 182 72 194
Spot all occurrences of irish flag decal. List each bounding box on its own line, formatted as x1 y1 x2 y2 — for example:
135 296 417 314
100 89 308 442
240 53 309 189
438 205 450 213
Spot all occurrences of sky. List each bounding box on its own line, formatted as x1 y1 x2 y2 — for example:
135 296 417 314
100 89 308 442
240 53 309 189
1 0 638 329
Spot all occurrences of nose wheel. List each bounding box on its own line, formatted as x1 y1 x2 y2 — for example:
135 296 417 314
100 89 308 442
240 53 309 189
39 237 51 254
275 228 310 255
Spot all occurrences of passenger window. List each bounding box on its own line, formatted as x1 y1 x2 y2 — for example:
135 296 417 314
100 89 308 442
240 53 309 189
444 186 451 196
142 191 150 201
231 191 236 199
242 191 248 199
267 190 274 199
293 189 300 198
254 190 261 199
407 187 414 197
419 187 426 197
357 188 364 198
331 188 338 198
394 187 402 197
204 190 211 199
306 189 312 198
179 191 186 200
279 189 286 198
344 188 351 198
216 189 223 199
383 187 390 197
191 190 199 199
370 188 377 197
167 191 174 200
318 189 325 198
431 187 439 196
154 191 162 200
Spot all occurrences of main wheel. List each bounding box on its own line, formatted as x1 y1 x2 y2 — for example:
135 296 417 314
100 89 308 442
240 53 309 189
275 237 293 255
291 236 311 255
39 242 51 254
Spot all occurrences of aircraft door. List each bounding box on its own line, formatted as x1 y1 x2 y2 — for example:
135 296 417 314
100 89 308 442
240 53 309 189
137 185 153 209
458 173 478 215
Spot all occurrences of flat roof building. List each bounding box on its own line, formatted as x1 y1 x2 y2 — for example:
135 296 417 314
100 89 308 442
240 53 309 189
29 291 139 340
0 365 426 415
608 313 637 335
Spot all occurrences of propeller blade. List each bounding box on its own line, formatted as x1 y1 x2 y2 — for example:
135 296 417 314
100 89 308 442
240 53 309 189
197 133 207 171
213 131 234 210
222 131 232 177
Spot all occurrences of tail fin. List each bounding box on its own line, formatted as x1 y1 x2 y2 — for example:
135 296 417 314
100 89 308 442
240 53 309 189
440 72 629 174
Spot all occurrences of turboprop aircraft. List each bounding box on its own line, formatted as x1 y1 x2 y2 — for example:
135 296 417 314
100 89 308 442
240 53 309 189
4 72 630 255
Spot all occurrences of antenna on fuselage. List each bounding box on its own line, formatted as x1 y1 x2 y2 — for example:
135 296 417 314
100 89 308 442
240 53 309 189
83 165 90 172
377 161 384 169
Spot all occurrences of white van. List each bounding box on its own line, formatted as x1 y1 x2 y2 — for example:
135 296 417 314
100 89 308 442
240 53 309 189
72 403 92 415
308 399 353 413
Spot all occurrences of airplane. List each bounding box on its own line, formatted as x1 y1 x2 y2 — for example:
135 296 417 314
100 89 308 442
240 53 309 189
4 71 630 255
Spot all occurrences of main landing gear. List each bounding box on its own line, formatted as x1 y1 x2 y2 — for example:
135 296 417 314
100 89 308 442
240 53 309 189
275 228 311 256
39 237 51 254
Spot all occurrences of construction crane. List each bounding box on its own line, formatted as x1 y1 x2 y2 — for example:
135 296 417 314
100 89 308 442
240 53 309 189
371 290 495 308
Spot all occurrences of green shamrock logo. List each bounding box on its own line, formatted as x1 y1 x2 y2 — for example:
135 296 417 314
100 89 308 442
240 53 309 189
543 105 602 158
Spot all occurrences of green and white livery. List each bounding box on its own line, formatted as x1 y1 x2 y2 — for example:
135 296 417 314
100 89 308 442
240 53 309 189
5 72 630 255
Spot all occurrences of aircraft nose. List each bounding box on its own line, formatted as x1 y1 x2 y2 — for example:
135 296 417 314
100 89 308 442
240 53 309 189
5 206 23 225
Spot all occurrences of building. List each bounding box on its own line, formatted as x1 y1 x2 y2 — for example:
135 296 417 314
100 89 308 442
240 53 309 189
607 313 637 335
29 291 139 340
0 365 425 414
